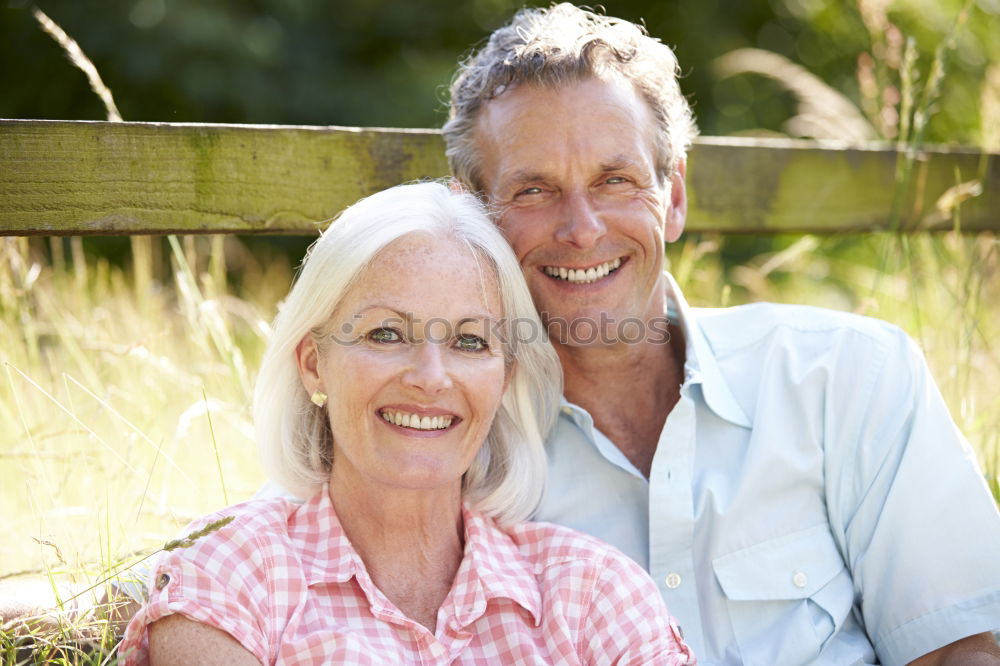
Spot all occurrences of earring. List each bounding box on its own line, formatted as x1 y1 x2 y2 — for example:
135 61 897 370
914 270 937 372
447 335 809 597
310 390 328 408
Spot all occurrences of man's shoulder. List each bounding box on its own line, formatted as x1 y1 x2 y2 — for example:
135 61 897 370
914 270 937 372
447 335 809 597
691 302 909 356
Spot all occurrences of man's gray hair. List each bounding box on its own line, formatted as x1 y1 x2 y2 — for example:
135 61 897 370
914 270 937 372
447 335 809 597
443 3 698 193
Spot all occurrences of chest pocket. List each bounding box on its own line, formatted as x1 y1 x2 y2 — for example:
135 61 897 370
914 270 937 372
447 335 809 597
712 523 854 666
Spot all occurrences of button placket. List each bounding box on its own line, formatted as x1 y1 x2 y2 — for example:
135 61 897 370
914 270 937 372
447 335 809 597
648 393 701 652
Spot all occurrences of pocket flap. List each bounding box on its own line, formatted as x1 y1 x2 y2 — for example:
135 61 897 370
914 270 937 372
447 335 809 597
712 524 846 601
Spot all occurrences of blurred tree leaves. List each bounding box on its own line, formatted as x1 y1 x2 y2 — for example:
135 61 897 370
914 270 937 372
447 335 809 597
1 0 997 144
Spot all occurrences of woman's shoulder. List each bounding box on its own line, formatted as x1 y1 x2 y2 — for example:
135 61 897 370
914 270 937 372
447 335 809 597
166 495 303 556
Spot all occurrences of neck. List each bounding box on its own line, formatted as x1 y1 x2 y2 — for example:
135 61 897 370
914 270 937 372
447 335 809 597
329 472 465 631
554 308 685 477
557 331 683 406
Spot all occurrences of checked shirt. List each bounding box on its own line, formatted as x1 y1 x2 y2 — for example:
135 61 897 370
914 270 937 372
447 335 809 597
120 487 694 665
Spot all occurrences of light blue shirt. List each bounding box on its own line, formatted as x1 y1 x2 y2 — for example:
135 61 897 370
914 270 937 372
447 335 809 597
535 274 1000 666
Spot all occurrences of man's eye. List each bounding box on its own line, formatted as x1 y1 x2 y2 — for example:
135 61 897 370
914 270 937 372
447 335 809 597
455 334 487 352
368 328 402 343
517 186 543 196
604 176 627 185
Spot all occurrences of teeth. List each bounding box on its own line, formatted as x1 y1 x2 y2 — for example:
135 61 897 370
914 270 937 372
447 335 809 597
380 410 453 431
544 258 622 284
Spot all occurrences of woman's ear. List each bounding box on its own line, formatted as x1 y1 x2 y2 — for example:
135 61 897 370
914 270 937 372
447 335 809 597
295 335 321 393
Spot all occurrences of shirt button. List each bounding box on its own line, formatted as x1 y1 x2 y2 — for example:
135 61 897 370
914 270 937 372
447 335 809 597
155 573 171 590
560 406 572 416
792 571 808 588
665 572 682 589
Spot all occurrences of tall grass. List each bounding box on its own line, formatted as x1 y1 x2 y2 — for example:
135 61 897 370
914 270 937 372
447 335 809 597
0 235 294 662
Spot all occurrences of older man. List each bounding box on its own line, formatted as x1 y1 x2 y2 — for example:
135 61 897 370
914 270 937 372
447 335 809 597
441 4 1000 665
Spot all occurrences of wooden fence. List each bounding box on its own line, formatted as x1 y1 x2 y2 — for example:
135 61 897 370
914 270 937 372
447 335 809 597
1 119 998 236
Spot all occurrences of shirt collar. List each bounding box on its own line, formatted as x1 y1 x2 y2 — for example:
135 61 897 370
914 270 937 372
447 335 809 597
452 505 543 627
559 273 751 429
292 487 364 586
664 272 751 428
291 487 542 626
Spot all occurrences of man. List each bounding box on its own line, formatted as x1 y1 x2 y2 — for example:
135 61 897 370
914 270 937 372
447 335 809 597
440 4 1000 665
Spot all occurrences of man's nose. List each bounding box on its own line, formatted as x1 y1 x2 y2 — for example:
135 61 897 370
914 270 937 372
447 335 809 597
402 342 453 394
554 191 606 249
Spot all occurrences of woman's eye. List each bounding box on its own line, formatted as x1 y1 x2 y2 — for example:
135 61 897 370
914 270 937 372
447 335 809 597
368 327 402 344
455 334 487 352
517 186 543 196
605 176 627 185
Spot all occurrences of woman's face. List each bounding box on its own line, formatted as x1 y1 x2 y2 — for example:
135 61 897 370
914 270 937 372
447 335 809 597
298 234 509 497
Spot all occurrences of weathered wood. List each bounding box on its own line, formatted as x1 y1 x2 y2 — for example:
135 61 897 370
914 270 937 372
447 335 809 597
1 119 997 235
687 137 998 233
1 120 447 236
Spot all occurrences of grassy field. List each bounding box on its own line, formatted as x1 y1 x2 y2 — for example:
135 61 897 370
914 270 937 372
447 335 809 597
1 227 998 661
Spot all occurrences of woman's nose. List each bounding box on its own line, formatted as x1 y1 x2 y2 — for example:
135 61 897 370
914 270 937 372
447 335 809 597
402 342 454 393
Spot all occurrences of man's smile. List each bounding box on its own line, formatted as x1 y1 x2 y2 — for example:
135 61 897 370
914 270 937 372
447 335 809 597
542 257 625 284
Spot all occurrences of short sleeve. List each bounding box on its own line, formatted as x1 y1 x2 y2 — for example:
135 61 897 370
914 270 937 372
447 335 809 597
580 549 696 665
831 328 1000 665
117 515 273 666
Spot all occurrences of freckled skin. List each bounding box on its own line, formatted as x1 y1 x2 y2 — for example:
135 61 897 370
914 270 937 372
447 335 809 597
299 233 508 498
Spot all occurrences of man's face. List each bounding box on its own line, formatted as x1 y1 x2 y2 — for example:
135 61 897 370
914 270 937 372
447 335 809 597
473 77 686 347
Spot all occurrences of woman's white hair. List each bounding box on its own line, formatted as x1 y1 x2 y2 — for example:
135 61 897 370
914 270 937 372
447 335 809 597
254 181 561 524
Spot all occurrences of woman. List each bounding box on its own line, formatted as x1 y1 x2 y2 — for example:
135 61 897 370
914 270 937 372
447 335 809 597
120 182 693 665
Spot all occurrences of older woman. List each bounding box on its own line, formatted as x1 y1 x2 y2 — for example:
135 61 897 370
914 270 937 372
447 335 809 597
119 182 693 665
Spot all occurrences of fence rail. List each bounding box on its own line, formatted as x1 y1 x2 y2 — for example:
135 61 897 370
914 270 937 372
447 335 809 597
1 119 997 235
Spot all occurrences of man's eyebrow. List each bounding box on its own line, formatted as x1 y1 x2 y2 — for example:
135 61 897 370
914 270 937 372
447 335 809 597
600 155 637 171
506 169 549 187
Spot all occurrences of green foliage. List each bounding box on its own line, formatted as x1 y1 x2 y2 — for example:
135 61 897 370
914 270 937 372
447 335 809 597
1 0 997 143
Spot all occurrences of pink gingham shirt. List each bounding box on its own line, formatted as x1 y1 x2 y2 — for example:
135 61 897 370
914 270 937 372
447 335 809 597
120 488 694 665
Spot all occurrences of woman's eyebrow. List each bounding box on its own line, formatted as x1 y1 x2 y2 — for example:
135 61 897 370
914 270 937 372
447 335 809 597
355 305 411 322
457 315 501 326
358 309 499 324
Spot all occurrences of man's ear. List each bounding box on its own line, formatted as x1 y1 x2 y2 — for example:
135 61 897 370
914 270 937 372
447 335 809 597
295 335 321 394
665 159 687 244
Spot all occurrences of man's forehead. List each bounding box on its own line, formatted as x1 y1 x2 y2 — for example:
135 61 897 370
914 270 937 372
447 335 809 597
475 78 655 147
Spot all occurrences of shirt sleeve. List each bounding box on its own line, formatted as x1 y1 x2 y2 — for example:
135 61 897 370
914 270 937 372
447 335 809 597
117 514 273 666
829 326 1000 666
579 548 696 665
